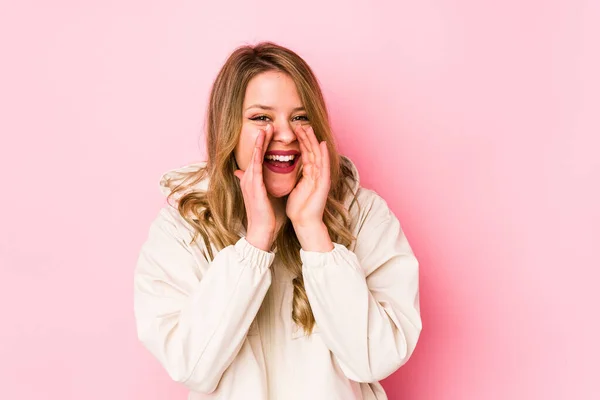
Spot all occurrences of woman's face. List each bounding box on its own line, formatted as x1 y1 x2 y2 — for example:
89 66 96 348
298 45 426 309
234 71 309 198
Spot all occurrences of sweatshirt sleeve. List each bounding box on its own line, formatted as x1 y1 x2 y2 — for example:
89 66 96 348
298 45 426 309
300 192 421 383
133 207 274 393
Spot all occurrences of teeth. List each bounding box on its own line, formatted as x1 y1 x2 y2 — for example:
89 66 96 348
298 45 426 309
265 154 296 161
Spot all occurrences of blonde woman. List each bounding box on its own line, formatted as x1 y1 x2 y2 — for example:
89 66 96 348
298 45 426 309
134 42 422 399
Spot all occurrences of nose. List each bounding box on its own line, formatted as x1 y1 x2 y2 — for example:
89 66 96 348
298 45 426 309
271 120 297 145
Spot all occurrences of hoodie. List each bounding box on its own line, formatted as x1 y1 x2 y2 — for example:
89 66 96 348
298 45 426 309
134 155 422 399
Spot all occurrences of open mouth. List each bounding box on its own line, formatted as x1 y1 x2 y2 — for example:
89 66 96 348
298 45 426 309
263 154 299 173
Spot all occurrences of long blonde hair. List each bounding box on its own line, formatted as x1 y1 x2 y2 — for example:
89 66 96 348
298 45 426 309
167 42 359 334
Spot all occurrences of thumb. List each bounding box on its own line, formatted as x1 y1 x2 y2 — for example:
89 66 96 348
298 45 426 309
233 170 243 181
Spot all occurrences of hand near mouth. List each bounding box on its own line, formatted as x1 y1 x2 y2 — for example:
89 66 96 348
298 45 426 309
234 124 277 251
286 125 334 252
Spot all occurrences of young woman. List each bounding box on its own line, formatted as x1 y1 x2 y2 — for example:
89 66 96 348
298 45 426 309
134 42 422 399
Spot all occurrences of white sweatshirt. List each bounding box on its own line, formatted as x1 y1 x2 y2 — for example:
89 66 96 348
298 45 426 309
134 156 422 399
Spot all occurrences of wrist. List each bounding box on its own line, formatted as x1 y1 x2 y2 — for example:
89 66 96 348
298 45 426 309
246 229 275 252
290 218 325 230
293 221 334 252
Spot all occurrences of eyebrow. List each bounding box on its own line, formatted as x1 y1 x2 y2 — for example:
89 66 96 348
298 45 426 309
245 104 306 112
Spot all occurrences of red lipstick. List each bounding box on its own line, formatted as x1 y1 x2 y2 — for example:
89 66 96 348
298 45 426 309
263 150 300 174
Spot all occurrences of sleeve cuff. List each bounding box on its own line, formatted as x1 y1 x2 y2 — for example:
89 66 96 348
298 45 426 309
235 237 275 270
300 242 363 274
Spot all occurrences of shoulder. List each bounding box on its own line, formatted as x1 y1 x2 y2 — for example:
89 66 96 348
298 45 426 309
350 187 396 235
140 205 216 277
145 206 197 250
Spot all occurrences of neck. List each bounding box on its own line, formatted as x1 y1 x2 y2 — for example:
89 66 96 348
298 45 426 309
268 193 288 233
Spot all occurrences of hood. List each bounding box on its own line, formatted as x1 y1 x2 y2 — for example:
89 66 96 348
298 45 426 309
158 155 360 199
158 160 208 201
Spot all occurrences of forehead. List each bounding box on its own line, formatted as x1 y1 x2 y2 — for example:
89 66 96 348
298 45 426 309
243 71 301 106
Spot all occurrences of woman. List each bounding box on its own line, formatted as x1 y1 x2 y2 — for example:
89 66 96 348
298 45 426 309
134 42 422 399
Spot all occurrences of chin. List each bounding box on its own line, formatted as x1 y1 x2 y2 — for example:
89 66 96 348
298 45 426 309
266 183 294 198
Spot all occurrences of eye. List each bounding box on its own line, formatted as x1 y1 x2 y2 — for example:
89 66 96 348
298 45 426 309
249 115 270 122
292 115 309 122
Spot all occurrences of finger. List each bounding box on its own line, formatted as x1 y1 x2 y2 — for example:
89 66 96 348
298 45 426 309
319 141 330 185
243 131 262 184
297 124 315 160
295 126 313 178
295 124 314 166
296 126 311 160
253 129 265 178
305 126 322 170
262 123 273 159
241 145 256 185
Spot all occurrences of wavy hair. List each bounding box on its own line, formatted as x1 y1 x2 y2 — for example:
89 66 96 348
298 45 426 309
166 42 359 334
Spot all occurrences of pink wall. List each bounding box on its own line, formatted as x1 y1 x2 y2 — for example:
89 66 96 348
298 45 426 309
1 1 598 399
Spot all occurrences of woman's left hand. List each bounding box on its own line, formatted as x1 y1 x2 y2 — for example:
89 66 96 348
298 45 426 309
286 124 330 228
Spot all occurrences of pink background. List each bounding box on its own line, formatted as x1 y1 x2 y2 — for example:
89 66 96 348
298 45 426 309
1 1 598 399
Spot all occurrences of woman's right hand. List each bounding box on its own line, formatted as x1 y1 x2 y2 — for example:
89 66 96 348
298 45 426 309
233 124 276 252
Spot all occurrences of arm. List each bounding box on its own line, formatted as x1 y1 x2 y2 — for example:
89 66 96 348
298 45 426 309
133 207 273 393
299 194 422 383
